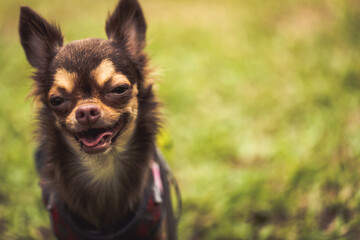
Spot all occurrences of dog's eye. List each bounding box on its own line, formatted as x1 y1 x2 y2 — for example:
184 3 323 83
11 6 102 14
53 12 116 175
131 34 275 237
50 97 65 107
111 85 130 94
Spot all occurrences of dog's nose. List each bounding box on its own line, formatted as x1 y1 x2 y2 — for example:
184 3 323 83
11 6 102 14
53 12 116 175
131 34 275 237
75 104 101 125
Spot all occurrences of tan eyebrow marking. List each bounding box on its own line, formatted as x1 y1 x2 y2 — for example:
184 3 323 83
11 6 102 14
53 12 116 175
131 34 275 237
91 59 130 87
111 74 131 86
49 68 77 96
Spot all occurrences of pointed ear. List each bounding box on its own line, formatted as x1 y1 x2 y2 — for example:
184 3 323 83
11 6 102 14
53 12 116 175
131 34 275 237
105 0 147 57
19 6 63 70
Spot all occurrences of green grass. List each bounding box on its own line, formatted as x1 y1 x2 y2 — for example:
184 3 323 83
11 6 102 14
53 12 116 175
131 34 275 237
1 0 360 239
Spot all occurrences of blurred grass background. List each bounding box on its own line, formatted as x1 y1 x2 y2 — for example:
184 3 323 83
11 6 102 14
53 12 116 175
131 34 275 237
0 0 360 239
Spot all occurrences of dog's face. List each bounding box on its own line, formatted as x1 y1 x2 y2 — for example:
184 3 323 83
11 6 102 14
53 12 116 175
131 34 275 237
48 40 139 154
19 0 148 154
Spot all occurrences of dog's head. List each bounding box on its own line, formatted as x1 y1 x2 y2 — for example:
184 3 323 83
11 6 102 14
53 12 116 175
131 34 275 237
19 0 151 155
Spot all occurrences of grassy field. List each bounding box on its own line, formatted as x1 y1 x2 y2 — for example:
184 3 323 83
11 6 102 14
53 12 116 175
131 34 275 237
1 0 360 239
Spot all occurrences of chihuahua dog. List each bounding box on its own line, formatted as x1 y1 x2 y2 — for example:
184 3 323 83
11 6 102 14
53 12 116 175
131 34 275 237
19 0 180 239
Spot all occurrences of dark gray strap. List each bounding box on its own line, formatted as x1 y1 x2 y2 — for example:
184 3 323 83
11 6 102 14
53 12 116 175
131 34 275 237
155 149 182 240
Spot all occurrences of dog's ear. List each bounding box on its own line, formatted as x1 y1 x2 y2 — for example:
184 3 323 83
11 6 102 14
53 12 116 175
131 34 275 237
105 0 146 58
19 6 63 70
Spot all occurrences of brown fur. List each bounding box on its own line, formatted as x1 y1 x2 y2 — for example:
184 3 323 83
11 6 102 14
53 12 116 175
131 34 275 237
19 0 166 236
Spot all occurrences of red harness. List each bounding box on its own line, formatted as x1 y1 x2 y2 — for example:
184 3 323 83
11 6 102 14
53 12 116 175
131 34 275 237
48 183 162 240
35 148 181 240
36 153 164 240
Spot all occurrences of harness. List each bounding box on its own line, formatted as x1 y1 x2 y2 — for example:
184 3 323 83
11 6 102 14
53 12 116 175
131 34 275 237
35 149 181 240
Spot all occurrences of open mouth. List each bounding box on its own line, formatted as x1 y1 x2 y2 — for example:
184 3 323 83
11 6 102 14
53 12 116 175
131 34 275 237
77 129 113 153
73 115 129 154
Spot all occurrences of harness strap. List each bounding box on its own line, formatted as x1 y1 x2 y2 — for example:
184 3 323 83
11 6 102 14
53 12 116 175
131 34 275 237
152 161 163 204
155 149 182 240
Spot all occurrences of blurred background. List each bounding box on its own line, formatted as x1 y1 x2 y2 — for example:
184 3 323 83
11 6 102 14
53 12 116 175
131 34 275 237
1 0 360 239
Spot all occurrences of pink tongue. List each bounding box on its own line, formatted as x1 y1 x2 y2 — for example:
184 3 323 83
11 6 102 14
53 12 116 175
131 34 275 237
79 132 112 147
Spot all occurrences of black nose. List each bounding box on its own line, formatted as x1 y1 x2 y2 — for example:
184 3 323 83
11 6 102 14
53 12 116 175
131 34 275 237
75 104 101 125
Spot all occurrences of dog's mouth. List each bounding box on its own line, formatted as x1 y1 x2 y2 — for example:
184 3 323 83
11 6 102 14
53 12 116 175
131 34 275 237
73 114 129 154
77 129 113 153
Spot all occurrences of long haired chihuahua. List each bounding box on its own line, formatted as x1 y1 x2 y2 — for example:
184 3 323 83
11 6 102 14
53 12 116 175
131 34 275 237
19 0 180 239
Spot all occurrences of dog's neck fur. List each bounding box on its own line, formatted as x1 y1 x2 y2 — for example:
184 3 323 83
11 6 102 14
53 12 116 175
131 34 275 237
39 88 159 230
